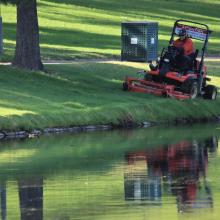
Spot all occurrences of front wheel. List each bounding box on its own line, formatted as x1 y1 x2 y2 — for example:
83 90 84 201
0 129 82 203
189 82 199 99
181 80 198 99
203 85 217 100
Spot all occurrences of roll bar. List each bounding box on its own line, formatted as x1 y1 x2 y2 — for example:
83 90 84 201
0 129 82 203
169 20 211 43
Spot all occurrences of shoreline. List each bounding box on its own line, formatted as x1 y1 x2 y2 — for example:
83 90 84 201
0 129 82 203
1 116 219 141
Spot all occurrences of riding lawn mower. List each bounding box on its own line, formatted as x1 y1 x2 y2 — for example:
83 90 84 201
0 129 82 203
122 20 217 100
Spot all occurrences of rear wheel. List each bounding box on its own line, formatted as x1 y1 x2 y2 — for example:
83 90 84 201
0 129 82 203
203 85 217 100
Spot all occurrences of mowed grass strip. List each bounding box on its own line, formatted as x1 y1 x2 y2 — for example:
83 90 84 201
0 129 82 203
0 61 219 130
1 0 220 61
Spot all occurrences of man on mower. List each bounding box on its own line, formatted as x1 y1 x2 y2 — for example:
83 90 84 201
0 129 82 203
172 28 195 73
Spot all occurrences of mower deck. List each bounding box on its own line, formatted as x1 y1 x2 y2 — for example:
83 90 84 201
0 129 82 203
124 76 191 100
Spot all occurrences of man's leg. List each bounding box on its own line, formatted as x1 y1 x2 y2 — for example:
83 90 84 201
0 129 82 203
178 56 192 74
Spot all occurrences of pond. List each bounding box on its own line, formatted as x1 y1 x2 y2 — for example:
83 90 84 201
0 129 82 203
0 124 220 220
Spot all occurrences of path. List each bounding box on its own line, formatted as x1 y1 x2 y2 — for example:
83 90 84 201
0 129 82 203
1 57 220 66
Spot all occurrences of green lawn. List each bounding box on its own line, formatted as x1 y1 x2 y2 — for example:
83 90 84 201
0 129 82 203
0 61 219 131
1 0 220 61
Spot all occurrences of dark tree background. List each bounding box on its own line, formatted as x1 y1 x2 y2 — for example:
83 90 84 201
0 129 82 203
1 0 44 71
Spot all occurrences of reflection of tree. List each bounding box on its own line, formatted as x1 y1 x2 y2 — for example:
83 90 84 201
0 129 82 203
18 177 43 220
0 182 6 220
124 136 218 212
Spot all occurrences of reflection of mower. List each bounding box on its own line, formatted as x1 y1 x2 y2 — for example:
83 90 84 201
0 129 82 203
123 20 217 100
124 136 218 212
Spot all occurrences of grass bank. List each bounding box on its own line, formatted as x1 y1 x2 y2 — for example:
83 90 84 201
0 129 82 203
1 0 220 61
0 61 219 131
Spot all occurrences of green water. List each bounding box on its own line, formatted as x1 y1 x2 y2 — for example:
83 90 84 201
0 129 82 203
0 124 220 220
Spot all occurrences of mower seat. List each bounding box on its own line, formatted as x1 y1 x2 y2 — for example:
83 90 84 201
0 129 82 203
181 49 199 74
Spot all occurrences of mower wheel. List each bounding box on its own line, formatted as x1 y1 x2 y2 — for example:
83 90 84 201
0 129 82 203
189 82 198 99
182 80 198 99
122 82 128 91
149 63 158 71
203 85 217 100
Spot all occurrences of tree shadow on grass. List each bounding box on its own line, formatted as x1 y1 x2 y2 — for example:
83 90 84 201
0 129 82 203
40 27 119 50
42 0 220 42
3 22 121 60
3 3 219 61
43 0 220 22
1 22 171 60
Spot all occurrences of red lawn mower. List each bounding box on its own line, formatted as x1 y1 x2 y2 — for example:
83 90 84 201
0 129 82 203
123 20 217 100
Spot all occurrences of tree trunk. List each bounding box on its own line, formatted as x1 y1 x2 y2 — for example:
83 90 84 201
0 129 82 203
12 0 43 71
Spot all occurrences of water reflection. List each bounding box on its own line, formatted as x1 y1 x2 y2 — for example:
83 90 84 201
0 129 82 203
0 126 220 219
124 136 218 213
0 178 43 220
18 177 43 220
0 182 6 220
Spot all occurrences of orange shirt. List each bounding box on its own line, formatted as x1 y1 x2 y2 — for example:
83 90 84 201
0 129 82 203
173 38 194 56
